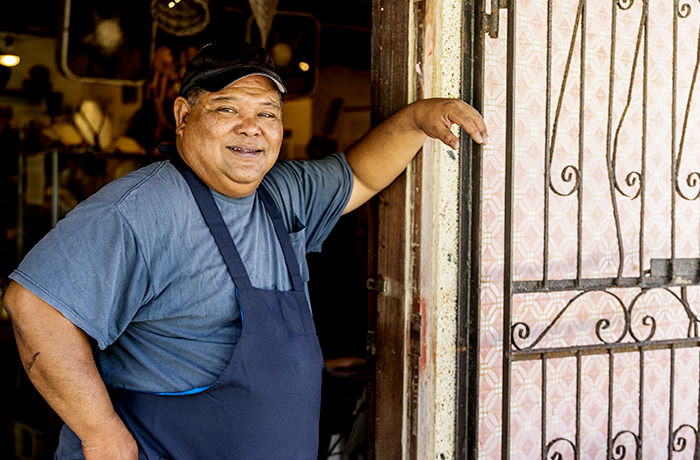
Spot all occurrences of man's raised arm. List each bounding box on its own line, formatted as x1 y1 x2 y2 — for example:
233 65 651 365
343 98 488 214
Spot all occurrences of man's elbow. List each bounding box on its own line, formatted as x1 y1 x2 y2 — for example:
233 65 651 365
3 281 22 320
3 281 37 327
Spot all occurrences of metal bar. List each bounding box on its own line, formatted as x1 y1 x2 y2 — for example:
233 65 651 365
671 0 678 282
513 275 698 293
576 0 586 287
639 348 644 460
605 0 626 284
512 337 700 361
668 345 676 460
640 0 648 287
542 356 547 460
649 258 700 279
697 346 700 459
576 352 582 460
544 0 552 286
488 0 500 38
548 0 584 207
456 0 485 456
502 0 517 456
51 150 59 228
608 350 614 460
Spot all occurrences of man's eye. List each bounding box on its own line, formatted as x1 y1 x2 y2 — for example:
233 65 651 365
217 107 236 114
259 112 277 118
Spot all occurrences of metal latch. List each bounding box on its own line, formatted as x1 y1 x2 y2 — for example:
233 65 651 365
486 0 508 38
366 278 388 293
649 258 700 284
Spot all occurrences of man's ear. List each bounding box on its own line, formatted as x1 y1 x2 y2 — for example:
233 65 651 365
173 97 191 136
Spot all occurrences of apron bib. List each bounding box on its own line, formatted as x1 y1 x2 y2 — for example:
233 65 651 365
56 157 323 460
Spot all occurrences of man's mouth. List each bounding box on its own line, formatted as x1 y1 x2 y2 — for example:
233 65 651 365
228 146 264 157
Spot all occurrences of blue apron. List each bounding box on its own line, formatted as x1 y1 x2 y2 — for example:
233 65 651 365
56 157 323 459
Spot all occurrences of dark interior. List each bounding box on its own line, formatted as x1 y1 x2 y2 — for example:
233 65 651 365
0 1 373 458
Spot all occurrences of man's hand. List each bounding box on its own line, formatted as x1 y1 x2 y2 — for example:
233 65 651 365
81 413 139 460
343 97 488 213
410 98 488 148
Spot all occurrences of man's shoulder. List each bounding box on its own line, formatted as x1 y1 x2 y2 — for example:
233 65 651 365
264 153 349 190
64 161 188 233
81 160 186 211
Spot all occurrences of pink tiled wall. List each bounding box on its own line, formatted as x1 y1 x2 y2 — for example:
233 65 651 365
478 0 700 457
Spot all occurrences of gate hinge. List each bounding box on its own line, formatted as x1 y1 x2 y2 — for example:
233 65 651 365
485 0 508 38
366 277 388 294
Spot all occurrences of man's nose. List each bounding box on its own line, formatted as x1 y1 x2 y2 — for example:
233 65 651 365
235 115 261 136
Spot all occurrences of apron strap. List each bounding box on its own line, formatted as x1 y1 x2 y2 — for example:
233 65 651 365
171 155 305 292
257 187 305 292
171 157 253 290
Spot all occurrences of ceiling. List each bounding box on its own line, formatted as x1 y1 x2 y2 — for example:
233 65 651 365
1 0 371 69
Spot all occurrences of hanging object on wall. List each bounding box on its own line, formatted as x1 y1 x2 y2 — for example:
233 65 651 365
59 0 154 84
151 0 210 37
73 100 113 152
248 0 279 47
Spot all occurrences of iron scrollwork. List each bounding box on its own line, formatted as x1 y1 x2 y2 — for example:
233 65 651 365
617 0 635 10
610 0 647 201
511 287 699 351
611 430 641 460
547 0 584 198
671 424 699 456
678 1 692 18
675 0 700 201
545 437 577 460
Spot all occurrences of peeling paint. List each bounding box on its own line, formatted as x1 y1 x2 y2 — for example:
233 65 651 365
415 0 463 458
431 0 462 457
419 296 429 373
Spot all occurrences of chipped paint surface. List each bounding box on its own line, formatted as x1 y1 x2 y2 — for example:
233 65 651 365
434 0 462 456
416 0 463 458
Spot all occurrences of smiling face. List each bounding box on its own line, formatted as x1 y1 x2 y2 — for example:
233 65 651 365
174 75 283 198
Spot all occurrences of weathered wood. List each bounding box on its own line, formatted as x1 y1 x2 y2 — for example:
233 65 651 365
371 0 412 458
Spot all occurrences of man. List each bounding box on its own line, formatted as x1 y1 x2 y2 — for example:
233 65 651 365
4 42 488 459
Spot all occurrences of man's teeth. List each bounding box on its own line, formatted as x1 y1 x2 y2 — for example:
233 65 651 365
230 147 262 152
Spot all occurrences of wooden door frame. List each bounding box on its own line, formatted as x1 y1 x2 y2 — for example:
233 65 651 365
369 0 414 457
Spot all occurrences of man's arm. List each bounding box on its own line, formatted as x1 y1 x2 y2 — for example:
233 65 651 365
4 281 138 460
343 98 488 214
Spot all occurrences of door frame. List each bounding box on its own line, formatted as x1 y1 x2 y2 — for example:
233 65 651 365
370 0 414 457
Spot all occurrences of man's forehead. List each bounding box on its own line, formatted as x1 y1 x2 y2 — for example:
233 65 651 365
207 93 281 109
199 74 281 105
223 74 279 92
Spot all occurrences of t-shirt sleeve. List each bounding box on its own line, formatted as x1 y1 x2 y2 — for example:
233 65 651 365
262 153 353 253
9 199 151 350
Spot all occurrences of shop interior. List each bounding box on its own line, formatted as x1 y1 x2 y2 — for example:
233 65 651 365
0 0 373 458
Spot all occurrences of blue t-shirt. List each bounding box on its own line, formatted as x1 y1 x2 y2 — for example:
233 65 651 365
10 154 353 393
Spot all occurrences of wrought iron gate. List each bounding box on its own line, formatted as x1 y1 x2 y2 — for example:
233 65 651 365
458 0 700 458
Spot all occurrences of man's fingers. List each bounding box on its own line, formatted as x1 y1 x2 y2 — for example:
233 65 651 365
437 127 460 150
448 103 489 145
415 98 489 148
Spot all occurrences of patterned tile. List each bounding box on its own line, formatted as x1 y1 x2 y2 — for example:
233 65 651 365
478 0 700 457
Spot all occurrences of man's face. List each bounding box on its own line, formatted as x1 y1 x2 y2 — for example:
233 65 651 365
174 75 283 198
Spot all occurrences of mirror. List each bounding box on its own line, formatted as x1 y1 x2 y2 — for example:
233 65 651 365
59 0 155 85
